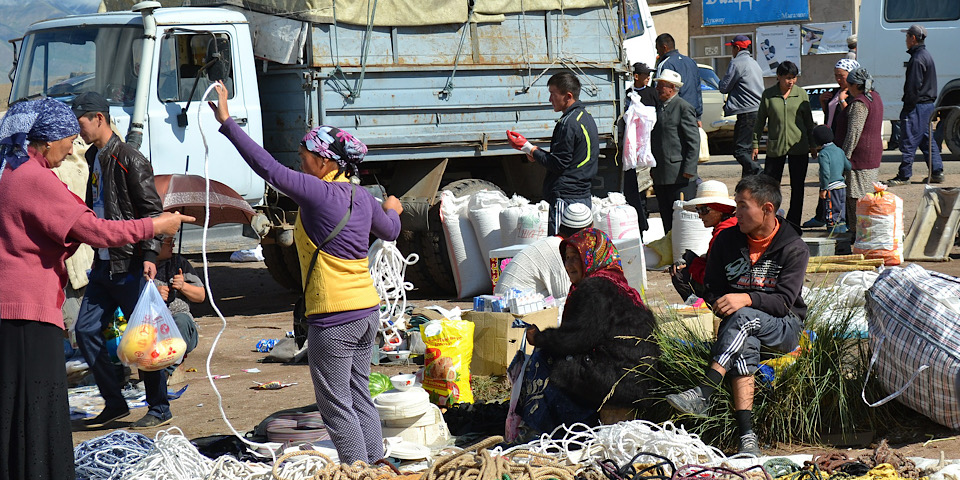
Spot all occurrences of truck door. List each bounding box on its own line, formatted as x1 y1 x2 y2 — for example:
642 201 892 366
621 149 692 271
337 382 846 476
148 28 259 203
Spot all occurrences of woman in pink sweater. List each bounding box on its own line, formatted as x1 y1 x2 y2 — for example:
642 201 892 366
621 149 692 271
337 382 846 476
0 98 191 480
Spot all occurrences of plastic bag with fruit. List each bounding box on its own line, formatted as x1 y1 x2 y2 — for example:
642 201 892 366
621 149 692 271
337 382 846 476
117 282 186 371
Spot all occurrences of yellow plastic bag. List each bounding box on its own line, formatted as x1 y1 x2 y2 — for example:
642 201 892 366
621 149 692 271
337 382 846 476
420 319 474 406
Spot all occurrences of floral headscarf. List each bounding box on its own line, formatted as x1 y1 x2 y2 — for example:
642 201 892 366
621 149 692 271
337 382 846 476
0 98 80 178
834 58 860 73
301 125 367 178
560 228 643 306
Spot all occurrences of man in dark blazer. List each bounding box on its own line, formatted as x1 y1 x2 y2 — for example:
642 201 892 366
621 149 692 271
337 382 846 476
651 69 700 233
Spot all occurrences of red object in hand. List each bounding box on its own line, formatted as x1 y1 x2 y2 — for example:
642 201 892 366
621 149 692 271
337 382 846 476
506 130 527 150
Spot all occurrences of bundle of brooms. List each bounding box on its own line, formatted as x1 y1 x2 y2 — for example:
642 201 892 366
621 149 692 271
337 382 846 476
638 286 905 451
806 254 883 273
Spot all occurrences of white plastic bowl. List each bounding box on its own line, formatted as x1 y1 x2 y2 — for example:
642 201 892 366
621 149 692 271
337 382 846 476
390 373 417 391
381 349 411 362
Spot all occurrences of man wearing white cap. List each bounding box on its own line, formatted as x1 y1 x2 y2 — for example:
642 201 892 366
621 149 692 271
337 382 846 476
650 69 700 233
669 181 737 301
494 203 593 301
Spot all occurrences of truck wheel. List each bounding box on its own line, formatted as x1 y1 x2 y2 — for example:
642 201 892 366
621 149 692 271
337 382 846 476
942 109 960 159
408 178 503 296
262 243 301 291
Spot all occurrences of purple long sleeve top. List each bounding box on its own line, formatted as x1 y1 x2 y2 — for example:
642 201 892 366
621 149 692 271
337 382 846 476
219 118 401 326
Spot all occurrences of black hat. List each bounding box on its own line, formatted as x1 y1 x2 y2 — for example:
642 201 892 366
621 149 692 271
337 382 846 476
632 62 653 75
71 92 110 117
812 125 834 147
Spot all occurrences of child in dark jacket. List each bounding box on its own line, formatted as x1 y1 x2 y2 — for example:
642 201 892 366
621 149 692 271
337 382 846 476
813 125 852 234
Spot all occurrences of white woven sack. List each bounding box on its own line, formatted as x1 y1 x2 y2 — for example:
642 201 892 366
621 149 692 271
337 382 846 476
515 201 548 245
440 190 491 298
671 200 712 263
468 190 511 258
854 191 904 265
494 236 570 300
594 192 641 240
864 264 960 428
498 195 530 247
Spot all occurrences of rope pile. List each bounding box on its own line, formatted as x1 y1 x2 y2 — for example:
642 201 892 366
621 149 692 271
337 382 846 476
273 450 398 480
369 240 419 350
507 421 726 468
74 430 154 480
425 436 581 480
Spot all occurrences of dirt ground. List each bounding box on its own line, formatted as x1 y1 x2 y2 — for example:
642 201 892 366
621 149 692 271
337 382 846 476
71 151 960 460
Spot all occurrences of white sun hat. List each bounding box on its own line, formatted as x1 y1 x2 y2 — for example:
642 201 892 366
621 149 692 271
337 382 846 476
653 69 683 87
683 180 737 211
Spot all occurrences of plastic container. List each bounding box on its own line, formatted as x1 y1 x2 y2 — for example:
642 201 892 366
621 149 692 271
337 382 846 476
374 387 431 420
382 404 451 447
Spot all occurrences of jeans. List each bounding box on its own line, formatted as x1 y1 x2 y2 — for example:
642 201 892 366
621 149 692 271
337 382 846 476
76 260 198 420
899 103 944 179
733 112 761 177
763 154 808 226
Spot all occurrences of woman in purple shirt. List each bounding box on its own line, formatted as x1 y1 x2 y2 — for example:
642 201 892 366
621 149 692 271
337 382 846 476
209 83 402 464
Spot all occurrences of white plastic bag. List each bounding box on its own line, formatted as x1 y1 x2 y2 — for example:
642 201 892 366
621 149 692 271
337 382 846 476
622 94 657 170
698 127 710 163
117 283 185 372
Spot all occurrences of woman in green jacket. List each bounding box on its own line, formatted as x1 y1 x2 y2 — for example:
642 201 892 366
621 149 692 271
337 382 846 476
751 61 816 226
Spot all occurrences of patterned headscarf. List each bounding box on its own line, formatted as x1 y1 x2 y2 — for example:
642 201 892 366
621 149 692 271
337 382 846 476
0 98 80 174
560 228 643 306
301 125 368 178
846 67 876 101
834 58 860 73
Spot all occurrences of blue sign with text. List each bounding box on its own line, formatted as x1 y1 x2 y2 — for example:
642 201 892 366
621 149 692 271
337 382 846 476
703 0 810 26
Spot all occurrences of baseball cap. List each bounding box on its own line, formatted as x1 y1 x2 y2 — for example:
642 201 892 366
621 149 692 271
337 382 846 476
901 24 927 39
633 62 654 75
71 92 110 117
560 203 593 229
725 35 752 48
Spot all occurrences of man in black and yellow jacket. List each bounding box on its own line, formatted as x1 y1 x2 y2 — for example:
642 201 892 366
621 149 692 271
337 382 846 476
507 71 598 235
665 174 809 457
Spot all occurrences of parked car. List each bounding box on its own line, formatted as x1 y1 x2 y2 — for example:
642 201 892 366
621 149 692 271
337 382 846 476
699 64 737 148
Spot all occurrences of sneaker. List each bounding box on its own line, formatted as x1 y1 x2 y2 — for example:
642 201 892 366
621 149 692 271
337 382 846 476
886 176 910 186
738 432 762 457
83 406 130 428
827 223 848 235
665 386 709 417
130 414 172 429
802 217 827 228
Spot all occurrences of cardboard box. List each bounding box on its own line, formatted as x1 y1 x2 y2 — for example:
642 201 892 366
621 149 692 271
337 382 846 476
463 307 560 376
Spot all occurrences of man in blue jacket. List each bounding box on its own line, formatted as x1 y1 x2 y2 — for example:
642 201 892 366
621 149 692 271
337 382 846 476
507 72 599 235
719 35 764 177
888 24 944 185
655 33 702 122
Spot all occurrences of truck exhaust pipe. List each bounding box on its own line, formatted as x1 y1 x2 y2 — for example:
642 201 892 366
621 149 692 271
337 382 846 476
126 1 162 149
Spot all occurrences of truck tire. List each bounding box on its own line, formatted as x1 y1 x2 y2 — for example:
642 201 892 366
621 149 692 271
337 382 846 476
409 178 503 296
262 243 302 291
942 109 960 159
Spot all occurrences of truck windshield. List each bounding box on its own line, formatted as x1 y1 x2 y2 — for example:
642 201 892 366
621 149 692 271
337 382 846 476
10 26 142 106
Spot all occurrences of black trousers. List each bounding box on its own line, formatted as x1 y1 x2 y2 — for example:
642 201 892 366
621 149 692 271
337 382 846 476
733 112 761 177
654 180 699 233
763 154 808 226
622 169 650 233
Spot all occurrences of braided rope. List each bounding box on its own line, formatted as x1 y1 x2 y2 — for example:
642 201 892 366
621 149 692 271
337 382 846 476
73 430 154 480
424 436 581 480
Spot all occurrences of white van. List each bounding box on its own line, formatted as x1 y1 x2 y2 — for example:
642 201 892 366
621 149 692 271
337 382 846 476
858 1 960 153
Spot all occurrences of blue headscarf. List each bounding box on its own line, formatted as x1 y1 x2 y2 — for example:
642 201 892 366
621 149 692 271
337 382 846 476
0 98 80 175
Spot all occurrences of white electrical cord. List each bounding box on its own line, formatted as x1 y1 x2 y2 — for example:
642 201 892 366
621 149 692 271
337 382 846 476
369 240 419 350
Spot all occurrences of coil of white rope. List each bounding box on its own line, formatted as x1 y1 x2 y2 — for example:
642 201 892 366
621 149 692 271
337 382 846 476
369 240 418 350
499 420 727 467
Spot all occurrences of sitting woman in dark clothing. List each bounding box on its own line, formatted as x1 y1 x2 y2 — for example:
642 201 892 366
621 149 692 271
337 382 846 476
514 228 659 438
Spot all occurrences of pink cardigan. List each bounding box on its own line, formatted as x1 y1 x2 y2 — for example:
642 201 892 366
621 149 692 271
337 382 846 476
0 148 155 328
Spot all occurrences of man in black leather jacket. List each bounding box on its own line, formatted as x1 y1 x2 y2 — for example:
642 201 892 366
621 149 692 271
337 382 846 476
71 92 168 429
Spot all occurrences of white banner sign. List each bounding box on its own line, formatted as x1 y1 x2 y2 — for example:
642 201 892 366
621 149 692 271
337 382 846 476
801 21 854 55
755 25 802 77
